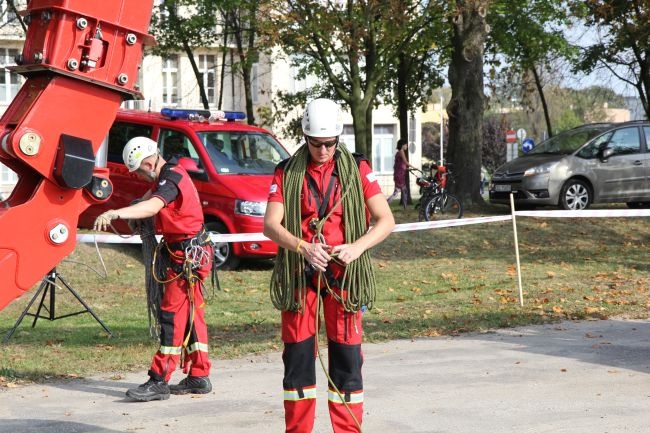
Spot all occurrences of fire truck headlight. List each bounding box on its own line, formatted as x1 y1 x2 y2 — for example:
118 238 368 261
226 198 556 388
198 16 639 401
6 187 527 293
235 200 267 217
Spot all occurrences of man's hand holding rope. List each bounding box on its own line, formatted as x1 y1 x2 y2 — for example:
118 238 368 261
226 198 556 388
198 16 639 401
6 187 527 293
331 243 364 265
298 241 331 272
93 210 119 231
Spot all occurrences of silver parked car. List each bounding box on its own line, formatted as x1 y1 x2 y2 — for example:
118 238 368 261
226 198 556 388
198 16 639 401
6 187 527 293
489 121 650 210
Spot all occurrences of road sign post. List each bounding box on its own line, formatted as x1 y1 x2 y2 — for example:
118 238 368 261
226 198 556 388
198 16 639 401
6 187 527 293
506 129 517 161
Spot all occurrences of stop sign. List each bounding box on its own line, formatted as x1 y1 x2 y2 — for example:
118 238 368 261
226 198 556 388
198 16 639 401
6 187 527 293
506 129 517 143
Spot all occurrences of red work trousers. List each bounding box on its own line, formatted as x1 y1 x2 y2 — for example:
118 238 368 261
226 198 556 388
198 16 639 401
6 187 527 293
149 249 212 382
282 287 364 433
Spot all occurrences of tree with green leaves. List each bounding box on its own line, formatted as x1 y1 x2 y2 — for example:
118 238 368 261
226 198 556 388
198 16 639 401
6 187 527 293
262 0 442 158
573 0 650 119
487 0 577 138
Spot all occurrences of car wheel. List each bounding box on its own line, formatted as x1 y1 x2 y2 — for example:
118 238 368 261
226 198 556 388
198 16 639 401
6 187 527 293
559 179 591 210
205 221 241 270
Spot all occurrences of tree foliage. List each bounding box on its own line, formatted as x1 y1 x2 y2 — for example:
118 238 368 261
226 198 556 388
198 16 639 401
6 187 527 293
573 0 650 119
261 0 442 158
487 0 578 137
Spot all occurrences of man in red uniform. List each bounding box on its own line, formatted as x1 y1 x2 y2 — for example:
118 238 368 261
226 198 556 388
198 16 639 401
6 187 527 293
264 99 395 432
94 136 213 402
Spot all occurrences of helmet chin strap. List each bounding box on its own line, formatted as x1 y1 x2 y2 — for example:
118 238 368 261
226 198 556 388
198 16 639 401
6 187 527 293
145 153 160 181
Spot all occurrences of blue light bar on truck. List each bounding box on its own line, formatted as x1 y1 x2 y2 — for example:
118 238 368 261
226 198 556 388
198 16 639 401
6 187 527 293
160 108 246 122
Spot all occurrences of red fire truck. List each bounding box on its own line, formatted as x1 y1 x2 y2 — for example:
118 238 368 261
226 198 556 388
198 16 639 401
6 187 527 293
78 107 289 269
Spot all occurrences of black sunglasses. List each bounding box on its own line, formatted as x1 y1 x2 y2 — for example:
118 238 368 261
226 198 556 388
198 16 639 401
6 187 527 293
306 136 339 148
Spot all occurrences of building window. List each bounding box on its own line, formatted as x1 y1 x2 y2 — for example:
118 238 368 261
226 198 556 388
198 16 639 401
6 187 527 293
340 125 356 152
251 63 259 104
372 124 396 174
199 54 216 106
289 55 316 94
162 55 179 105
0 163 17 186
0 48 20 103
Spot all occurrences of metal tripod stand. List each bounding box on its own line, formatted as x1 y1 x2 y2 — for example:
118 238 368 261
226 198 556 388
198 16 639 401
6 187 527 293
3 268 112 343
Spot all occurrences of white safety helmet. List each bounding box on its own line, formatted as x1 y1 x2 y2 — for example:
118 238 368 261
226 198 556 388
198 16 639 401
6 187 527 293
123 136 158 172
301 98 344 138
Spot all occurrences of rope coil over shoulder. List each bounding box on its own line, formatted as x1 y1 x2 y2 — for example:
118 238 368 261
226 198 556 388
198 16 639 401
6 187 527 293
270 144 376 313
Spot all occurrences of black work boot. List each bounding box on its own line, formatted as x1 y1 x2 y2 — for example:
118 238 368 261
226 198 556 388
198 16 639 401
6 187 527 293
126 377 170 402
169 375 212 395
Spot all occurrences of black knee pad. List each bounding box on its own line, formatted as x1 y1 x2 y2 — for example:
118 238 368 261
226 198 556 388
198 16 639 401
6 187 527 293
328 340 363 392
282 336 316 390
159 310 175 346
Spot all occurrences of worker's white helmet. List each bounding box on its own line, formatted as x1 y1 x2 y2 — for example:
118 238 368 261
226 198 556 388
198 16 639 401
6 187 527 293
123 136 158 172
301 98 343 137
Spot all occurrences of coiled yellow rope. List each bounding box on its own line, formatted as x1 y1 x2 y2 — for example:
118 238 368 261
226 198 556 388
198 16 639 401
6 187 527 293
269 144 376 313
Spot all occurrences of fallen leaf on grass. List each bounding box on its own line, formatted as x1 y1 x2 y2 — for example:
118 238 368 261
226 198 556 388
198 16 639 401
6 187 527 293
441 272 459 284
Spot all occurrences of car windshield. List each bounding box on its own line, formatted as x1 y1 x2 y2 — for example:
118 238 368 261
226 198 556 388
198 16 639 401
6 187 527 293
198 131 289 175
526 124 612 155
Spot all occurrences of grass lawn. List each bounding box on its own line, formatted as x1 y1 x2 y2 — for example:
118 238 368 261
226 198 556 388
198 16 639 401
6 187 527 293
1 202 648 386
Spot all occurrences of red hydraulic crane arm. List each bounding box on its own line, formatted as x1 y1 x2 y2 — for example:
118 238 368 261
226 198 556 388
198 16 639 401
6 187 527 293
0 0 154 311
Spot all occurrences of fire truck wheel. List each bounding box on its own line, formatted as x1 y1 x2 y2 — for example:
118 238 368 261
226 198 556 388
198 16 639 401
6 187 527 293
205 221 240 270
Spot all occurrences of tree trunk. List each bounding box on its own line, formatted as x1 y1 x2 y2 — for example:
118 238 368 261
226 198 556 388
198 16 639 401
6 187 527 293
447 1 489 206
231 11 256 125
182 42 210 109
365 103 373 161
218 21 229 110
530 65 553 137
349 101 369 157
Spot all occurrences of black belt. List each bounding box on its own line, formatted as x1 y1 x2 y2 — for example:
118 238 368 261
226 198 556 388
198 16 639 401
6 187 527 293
167 226 211 251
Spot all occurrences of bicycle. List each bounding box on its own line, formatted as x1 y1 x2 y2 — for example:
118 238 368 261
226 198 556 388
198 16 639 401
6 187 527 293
411 164 463 221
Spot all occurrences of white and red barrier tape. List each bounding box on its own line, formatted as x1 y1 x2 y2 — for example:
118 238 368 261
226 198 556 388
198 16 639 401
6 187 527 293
75 208 650 245
76 215 514 244
514 208 650 218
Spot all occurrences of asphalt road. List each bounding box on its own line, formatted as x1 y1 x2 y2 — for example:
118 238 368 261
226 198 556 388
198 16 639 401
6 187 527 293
1 318 648 433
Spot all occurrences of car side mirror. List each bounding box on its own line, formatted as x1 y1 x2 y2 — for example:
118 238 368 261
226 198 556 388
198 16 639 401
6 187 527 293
187 169 209 182
600 148 614 161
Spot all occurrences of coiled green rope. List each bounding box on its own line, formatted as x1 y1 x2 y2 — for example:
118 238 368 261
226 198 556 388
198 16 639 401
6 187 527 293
270 144 376 313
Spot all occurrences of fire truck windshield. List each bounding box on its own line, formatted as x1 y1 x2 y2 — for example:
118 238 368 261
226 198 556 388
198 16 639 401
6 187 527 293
199 131 289 175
